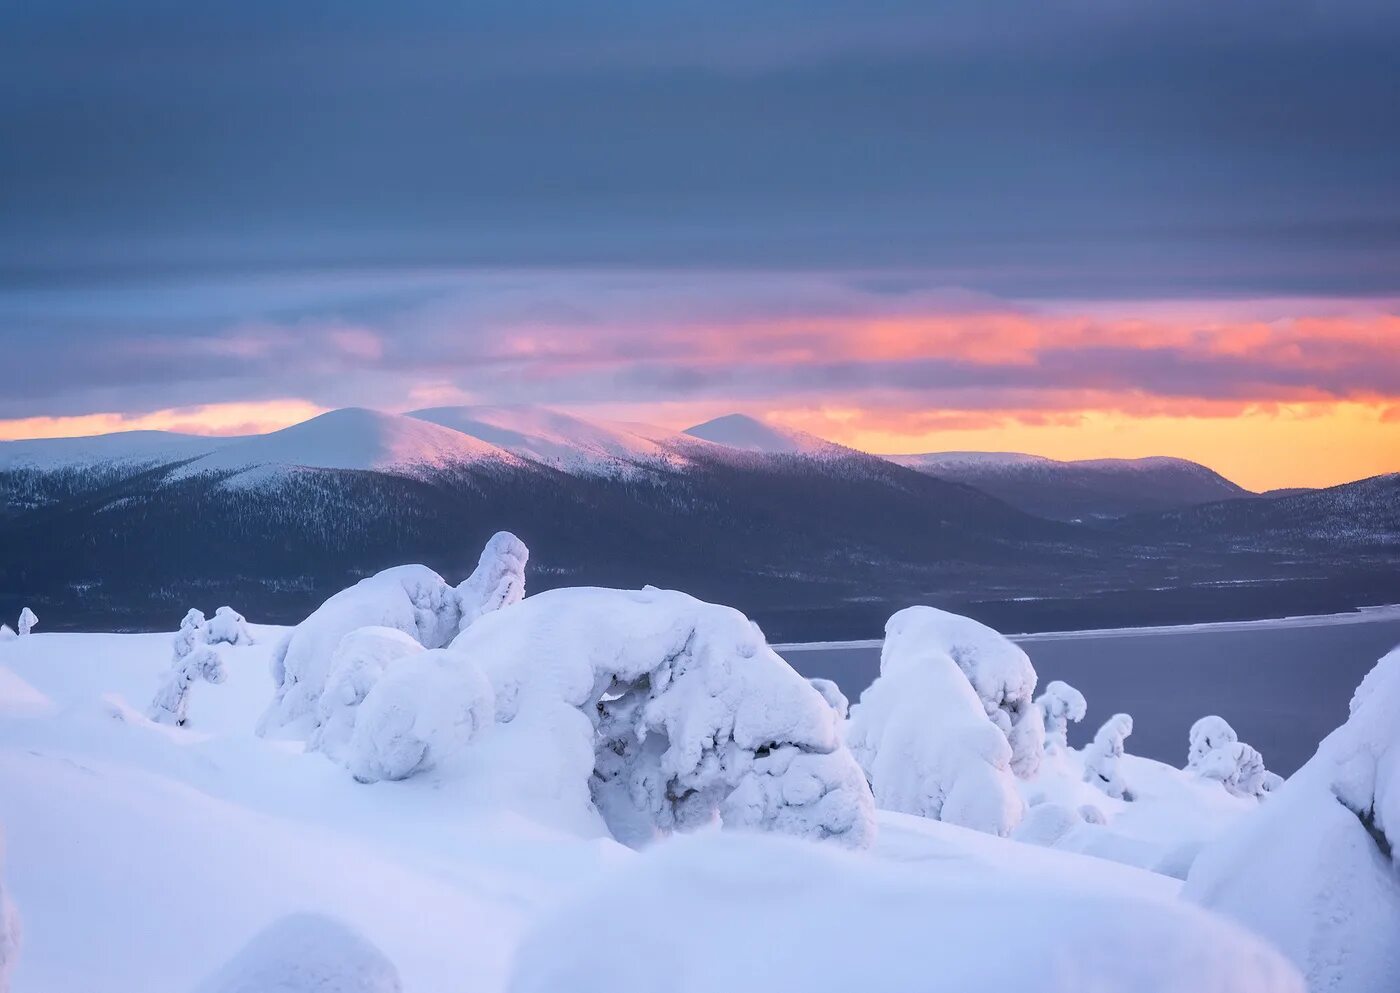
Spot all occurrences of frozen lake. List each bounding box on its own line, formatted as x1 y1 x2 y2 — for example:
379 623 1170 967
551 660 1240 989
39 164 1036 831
779 607 1400 776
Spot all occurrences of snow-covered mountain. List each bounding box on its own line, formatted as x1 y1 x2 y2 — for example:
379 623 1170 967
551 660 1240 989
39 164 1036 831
683 413 849 457
171 408 522 485
0 429 229 472
890 451 1252 521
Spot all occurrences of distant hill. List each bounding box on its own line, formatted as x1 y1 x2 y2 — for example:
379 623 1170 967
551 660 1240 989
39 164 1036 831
889 451 1252 521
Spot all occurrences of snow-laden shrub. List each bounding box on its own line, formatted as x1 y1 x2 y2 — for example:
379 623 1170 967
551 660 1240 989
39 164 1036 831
1083 713 1134 800
1036 680 1087 755
845 640 1023 836
309 626 425 763
345 648 494 784
173 609 207 662
452 586 875 848
808 677 849 719
16 609 36 638
883 606 1044 777
508 831 1304 993
193 913 401 993
0 626 13 643
1185 646 1400 992
456 530 528 632
205 606 254 646
260 532 526 736
0 828 17 993
148 646 227 726
1186 716 1278 799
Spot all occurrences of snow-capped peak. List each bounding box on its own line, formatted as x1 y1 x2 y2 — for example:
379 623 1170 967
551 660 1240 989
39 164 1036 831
172 408 519 484
682 414 845 456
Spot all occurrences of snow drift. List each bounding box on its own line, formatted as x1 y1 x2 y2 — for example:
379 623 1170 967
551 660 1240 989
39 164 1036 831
192 913 402 993
1185 646 1400 992
508 832 1304 993
450 586 876 848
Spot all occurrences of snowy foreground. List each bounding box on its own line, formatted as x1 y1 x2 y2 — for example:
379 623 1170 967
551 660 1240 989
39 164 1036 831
0 537 1395 992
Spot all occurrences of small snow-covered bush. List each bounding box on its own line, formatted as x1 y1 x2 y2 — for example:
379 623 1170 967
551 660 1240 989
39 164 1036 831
846 638 1023 837
1186 646 1400 992
309 626 425 763
508 832 1304 993
452 586 875 848
205 606 254 646
16 609 36 638
1084 713 1134 800
345 648 494 784
1036 680 1087 754
173 609 207 662
192 913 401 993
808 677 849 718
883 606 1044 777
1186 716 1277 799
148 646 227 726
260 532 526 736
0 626 13 643
0 828 17 993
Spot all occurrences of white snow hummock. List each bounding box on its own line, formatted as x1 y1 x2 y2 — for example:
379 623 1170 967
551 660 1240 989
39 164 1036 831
845 625 1024 836
16 610 36 638
1185 646 1400 992
259 532 527 737
308 627 425 763
450 586 877 848
345 649 495 784
1084 713 1134 800
0 627 13 643
882 606 1044 778
1036 680 1087 755
148 646 227 726
507 831 1304 993
205 607 255 647
193 913 402 993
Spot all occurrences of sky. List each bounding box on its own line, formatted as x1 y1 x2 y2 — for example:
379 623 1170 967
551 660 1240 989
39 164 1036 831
2 0 1398 490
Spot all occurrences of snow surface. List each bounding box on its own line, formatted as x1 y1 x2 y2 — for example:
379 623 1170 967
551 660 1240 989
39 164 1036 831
682 412 848 456
193 913 402 993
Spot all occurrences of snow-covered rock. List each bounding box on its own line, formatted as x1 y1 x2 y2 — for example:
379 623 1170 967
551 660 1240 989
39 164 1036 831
192 913 402 993
808 677 849 718
508 831 1304 993
1185 646 1400 992
450 586 875 848
845 634 1024 837
309 626 425 763
883 606 1044 777
205 607 254 647
16 610 36 638
345 648 495 784
1084 713 1134 800
149 646 227 726
1036 680 1087 755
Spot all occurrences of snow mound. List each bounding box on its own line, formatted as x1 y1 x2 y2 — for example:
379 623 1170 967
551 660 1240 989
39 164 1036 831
508 831 1304 993
171 408 517 483
309 626 425 763
846 637 1023 836
1185 646 1400 992
193 913 401 993
346 648 495 784
682 413 846 456
884 606 1044 777
450 586 876 848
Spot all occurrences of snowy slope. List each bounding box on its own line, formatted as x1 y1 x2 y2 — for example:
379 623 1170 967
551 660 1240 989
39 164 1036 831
683 413 850 457
0 430 229 471
891 451 1251 520
171 408 521 484
408 405 695 475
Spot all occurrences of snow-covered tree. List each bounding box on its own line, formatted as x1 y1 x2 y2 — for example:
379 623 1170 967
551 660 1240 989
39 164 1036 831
173 608 207 662
808 677 849 719
846 635 1024 837
451 586 876 849
1035 680 1087 755
1185 646 1400 992
1186 715 1237 768
205 606 255 646
15 609 36 637
1186 716 1277 799
148 646 227 726
883 606 1044 778
0 827 17 993
261 534 528 737
1083 713 1134 801
0 626 13 643
345 648 494 784
309 626 425 763
192 913 401 993
456 530 528 632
